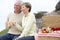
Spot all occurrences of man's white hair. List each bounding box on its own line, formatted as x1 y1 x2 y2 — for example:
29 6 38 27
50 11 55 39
15 0 23 5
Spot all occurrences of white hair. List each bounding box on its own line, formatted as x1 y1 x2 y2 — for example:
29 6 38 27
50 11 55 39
15 0 23 5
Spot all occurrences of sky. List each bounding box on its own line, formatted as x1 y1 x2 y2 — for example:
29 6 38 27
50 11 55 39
0 0 59 31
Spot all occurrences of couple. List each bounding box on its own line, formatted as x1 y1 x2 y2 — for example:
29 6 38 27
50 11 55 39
0 1 36 40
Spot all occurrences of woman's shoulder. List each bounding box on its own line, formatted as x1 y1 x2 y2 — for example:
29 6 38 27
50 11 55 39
29 13 35 17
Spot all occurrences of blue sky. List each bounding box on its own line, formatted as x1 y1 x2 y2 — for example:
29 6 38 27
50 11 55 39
0 0 59 31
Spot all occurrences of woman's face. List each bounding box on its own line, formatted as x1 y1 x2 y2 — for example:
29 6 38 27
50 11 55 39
21 5 29 14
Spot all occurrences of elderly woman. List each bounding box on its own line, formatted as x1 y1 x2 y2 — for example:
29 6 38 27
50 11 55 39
16 2 36 40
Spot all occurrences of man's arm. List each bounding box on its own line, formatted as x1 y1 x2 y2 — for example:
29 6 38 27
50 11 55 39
6 17 11 29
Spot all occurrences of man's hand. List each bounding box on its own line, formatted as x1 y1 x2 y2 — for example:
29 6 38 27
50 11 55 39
6 20 16 29
11 20 16 26
6 21 11 29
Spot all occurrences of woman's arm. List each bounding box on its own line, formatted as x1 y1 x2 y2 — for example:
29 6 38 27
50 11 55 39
19 15 35 38
15 23 23 31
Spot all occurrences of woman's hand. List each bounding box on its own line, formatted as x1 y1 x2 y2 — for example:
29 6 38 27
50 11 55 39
15 37 20 40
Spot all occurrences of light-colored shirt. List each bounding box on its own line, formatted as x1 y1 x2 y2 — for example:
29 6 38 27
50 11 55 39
19 13 36 38
7 12 23 35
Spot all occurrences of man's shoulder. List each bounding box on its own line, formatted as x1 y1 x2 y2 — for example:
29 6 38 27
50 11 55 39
20 12 24 15
8 12 14 15
7 12 15 17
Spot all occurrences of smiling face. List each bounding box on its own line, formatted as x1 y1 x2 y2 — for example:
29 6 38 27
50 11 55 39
14 2 21 13
21 2 31 15
21 4 29 14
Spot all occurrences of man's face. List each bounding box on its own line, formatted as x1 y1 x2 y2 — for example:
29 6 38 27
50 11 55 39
14 2 21 12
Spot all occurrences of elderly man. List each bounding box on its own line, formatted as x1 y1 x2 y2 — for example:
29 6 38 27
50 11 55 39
0 1 23 40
